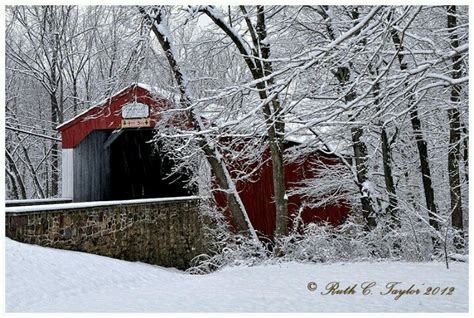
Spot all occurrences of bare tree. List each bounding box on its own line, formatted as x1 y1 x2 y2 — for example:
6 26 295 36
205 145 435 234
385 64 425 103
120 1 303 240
447 5 464 249
139 6 258 241
198 6 289 236
389 10 440 244
6 6 73 197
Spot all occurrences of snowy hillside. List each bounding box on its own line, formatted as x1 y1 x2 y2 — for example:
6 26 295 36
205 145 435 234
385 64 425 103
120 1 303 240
6 239 468 312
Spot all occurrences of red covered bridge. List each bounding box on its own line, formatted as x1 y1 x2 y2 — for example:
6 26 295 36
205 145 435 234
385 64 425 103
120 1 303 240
57 84 349 238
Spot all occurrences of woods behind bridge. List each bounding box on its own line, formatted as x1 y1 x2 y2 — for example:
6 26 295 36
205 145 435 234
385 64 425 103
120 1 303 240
5 5 469 267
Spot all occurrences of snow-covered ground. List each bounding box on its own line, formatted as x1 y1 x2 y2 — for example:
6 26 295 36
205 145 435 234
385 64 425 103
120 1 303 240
5 238 468 312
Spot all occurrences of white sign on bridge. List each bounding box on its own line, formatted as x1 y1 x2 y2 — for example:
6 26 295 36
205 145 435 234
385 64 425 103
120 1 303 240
121 102 150 119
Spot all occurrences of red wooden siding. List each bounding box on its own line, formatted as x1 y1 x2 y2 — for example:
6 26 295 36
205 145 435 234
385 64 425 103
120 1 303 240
215 148 350 238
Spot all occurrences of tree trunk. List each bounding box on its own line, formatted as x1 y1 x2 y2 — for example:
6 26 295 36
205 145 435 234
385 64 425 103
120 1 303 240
203 5 288 237
381 128 399 227
48 12 61 197
6 169 20 199
372 76 399 228
337 67 376 230
447 5 464 249
255 6 288 237
141 7 258 240
198 138 252 235
72 77 78 116
350 125 377 230
462 124 468 183
50 92 60 197
5 149 27 199
320 7 376 230
390 27 440 242
410 108 440 232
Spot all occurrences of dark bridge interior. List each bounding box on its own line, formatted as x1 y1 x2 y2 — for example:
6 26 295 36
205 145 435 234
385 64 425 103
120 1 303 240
109 129 192 200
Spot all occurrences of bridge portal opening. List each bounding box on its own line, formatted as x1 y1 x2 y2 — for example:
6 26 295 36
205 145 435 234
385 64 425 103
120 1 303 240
64 128 193 202
109 129 192 200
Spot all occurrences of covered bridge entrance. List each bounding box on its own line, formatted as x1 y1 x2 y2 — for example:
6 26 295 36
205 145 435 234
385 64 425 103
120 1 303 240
57 84 191 202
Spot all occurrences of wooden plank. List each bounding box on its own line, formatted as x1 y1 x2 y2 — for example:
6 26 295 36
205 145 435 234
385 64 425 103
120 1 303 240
61 149 74 198
73 131 111 201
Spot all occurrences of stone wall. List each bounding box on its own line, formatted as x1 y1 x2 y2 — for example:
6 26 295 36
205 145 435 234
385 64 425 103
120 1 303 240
5 197 210 270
